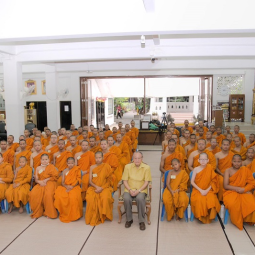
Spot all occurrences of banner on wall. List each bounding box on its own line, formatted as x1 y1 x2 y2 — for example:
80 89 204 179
96 97 107 102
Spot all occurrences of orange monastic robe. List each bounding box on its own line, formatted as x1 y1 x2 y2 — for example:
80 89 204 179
182 140 190 149
0 162 14 201
187 144 198 159
197 135 206 140
235 133 246 145
54 166 83 223
202 126 209 134
33 151 49 170
104 130 113 139
215 134 225 145
29 164 58 219
26 138 34 148
112 133 118 142
231 147 247 161
43 136 51 147
185 126 194 135
72 130 79 136
15 150 32 169
5 165 32 208
223 166 255 230
191 164 220 223
64 140 71 149
3 149 15 166
176 144 186 159
103 152 120 191
47 145 59 162
85 163 114 226
118 142 131 167
162 170 189 220
247 141 255 149
211 146 221 155
70 145 82 157
164 152 186 172
90 145 102 153
77 151 96 200
8 143 19 152
55 151 73 186
122 135 133 157
131 127 139 139
217 151 235 201
250 160 255 173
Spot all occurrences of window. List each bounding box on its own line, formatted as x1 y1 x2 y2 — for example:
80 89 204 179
217 76 243 95
156 97 163 102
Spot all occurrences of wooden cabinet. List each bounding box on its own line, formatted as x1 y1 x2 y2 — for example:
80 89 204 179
24 109 37 126
229 94 245 122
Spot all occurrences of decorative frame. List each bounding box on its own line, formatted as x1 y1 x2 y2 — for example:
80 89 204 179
41 80 46 95
25 80 37 95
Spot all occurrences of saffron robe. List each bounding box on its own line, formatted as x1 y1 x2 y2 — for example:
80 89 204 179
0 162 14 201
15 150 32 169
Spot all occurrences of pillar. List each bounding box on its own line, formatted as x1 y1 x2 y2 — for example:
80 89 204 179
3 58 23 142
45 65 58 131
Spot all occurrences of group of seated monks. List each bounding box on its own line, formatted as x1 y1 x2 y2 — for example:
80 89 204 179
160 120 255 230
0 120 144 227
1 118 255 231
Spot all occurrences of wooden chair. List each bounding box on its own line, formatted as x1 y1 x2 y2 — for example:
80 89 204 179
117 181 152 225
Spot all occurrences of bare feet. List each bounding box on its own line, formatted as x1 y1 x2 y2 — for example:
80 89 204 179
19 206 24 214
175 215 180 221
8 204 13 214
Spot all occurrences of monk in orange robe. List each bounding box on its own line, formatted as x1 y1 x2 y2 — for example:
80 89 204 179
231 136 247 161
232 125 246 145
185 134 197 157
214 127 225 145
162 131 172 154
115 134 131 167
24 129 34 148
85 151 114 226
244 134 255 149
14 139 32 170
225 133 235 150
182 120 194 135
64 130 72 149
7 135 19 152
215 139 234 201
104 124 113 139
58 127 67 140
206 138 221 155
243 148 255 169
209 125 216 136
169 123 180 137
120 128 133 158
198 121 208 134
205 131 212 148
188 139 216 172
171 134 186 159
125 124 136 152
160 139 186 175
66 136 82 157
180 129 190 148
163 158 189 221
101 140 120 191
130 120 139 141
89 136 102 153
43 129 52 147
75 140 95 200
112 127 118 141
223 154 255 230
53 140 73 186
29 154 58 219
70 124 78 136
30 141 48 170
191 152 220 223
45 134 59 163
15 135 32 152
1 140 15 166
78 130 90 145
83 125 92 138
196 128 206 140
54 157 83 223
0 153 14 203
6 156 32 213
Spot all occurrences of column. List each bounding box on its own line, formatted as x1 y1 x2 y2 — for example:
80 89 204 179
45 65 58 131
70 73 81 127
3 58 24 141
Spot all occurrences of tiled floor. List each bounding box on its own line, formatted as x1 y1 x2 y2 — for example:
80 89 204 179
0 150 255 255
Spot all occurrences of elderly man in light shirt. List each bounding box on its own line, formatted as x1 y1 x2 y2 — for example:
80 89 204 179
122 151 152 231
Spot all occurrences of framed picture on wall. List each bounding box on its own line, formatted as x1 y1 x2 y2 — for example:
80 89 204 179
108 98 113 115
41 80 46 95
25 80 37 95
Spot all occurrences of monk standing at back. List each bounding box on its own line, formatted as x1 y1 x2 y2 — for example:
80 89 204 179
242 148 255 169
45 134 59 163
13 139 31 171
75 140 95 200
223 154 255 230
191 153 220 223
215 139 234 202
30 141 48 170
231 136 247 160
85 151 114 226
29 154 58 219
54 157 83 223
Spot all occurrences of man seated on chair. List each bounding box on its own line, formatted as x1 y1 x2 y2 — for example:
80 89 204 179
223 154 255 230
122 151 152 230
191 153 220 223
162 158 189 221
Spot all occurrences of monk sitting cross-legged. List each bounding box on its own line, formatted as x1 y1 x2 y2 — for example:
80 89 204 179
223 154 255 230
13 139 31 171
85 151 114 226
0 153 14 204
215 139 234 202
54 157 83 223
191 152 220 223
29 154 58 219
53 140 73 186
74 140 95 200
6 156 32 214
231 136 247 161
162 158 189 221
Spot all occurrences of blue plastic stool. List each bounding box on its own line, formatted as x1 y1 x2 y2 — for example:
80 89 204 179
224 209 229 225
0 199 9 213
161 170 188 222
25 168 35 215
